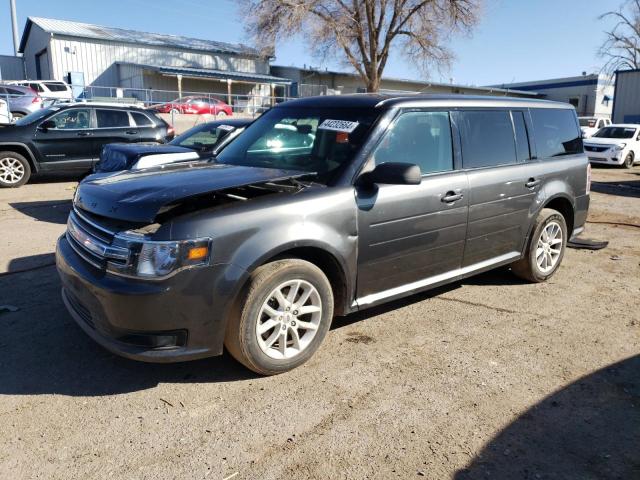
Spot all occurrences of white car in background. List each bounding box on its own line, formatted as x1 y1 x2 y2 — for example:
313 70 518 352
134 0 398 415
6 80 74 102
579 116 611 138
0 99 11 125
583 124 640 168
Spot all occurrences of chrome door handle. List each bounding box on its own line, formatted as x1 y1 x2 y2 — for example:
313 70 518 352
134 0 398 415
125 130 138 135
77 131 92 137
442 191 463 203
526 178 541 189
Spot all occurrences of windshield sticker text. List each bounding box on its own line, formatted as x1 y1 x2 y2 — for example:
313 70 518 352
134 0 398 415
318 119 360 133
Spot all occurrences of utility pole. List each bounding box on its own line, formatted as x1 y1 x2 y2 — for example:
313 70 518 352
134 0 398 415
10 0 20 56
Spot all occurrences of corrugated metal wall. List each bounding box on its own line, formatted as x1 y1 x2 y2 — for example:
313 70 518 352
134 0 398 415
48 36 269 86
0 55 25 80
613 70 640 123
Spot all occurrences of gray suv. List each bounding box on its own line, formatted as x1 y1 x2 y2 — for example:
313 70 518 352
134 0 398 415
56 94 590 375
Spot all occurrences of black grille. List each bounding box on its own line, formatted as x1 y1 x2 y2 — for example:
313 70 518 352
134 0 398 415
584 146 608 153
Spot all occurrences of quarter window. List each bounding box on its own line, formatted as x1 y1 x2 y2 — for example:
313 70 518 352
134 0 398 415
96 109 131 128
459 110 517 168
373 111 454 175
530 109 582 158
131 112 153 126
48 109 91 129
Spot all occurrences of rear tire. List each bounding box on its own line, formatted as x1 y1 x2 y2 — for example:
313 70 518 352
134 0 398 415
10 112 24 119
224 259 334 375
0 151 31 188
623 152 634 169
511 208 567 283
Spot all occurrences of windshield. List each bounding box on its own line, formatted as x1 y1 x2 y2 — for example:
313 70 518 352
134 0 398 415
579 118 596 127
593 126 637 139
14 106 60 126
170 123 234 150
215 107 379 184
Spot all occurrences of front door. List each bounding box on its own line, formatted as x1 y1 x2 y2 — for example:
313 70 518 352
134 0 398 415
355 110 469 306
33 107 94 170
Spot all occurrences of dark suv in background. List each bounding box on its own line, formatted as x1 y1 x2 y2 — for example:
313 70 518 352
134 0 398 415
56 94 589 375
0 103 174 187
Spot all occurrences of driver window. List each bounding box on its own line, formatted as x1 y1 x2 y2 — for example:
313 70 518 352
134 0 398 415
48 109 91 129
373 111 453 175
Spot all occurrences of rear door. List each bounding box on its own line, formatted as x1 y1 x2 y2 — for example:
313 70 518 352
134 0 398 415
32 107 94 170
355 109 469 305
92 108 140 160
130 111 160 142
454 109 542 267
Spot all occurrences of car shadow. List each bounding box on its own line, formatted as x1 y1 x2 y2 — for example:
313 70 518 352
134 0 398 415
455 354 640 479
9 200 72 224
0 257 524 397
4 252 55 274
591 179 640 198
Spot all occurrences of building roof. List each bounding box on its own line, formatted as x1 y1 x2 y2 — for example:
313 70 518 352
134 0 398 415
121 63 292 85
272 65 539 97
489 74 615 91
19 17 262 57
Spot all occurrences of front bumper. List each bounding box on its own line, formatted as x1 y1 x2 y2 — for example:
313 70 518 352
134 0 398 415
56 235 247 362
585 150 623 165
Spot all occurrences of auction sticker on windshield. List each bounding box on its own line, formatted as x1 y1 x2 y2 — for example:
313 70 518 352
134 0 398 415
318 119 360 133
217 125 235 131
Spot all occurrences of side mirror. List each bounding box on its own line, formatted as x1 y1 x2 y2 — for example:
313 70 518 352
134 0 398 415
359 162 422 186
38 120 56 132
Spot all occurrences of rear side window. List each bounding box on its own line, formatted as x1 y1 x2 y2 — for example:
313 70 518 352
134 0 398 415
459 110 516 168
96 109 130 128
6 88 25 96
373 111 454 175
530 109 582 158
44 82 68 92
131 112 153 126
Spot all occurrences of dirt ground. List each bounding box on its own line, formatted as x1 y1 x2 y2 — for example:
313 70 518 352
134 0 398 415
0 166 638 480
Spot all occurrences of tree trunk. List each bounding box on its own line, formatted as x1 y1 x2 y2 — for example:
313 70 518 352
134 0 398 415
366 70 381 92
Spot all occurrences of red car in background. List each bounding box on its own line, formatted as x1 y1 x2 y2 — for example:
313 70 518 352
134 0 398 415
149 96 233 116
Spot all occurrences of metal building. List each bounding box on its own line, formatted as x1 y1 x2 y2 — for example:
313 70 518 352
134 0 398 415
0 54 25 80
490 74 615 118
611 69 640 124
271 65 538 98
17 17 291 103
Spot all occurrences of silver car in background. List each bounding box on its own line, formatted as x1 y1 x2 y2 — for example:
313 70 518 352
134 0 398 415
0 84 44 119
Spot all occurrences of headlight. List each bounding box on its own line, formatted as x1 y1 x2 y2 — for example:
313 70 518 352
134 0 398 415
108 237 211 279
613 143 626 151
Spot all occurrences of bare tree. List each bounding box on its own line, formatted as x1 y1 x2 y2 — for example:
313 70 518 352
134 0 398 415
242 0 480 92
599 0 640 73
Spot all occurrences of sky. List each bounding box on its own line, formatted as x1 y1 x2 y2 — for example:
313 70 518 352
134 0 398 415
0 0 619 86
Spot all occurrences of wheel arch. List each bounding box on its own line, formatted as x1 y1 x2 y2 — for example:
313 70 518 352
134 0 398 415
240 242 352 317
542 195 575 236
0 143 39 173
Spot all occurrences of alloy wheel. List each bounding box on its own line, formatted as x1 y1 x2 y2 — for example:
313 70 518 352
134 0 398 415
536 221 563 274
0 157 25 185
255 279 322 360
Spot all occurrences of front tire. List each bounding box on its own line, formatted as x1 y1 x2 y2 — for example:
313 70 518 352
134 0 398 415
623 152 634 169
0 151 31 188
511 208 567 283
225 259 334 375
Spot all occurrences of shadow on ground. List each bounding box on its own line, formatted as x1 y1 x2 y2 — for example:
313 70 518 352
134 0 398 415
455 354 640 479
0 251 535 396
591 180 640 199
9 200 72 224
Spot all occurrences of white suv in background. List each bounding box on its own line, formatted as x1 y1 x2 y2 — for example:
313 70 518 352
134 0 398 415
7 80 74 102
579 116 611 138
583 124 640 168
0 99 11 124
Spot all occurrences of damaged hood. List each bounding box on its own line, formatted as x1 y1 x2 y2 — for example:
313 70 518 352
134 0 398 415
76 162 308 223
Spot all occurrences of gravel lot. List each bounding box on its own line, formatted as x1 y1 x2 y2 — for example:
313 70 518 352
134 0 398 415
0 166 638 480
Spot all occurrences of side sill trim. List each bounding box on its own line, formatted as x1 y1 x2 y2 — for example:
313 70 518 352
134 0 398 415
354 251 521 307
